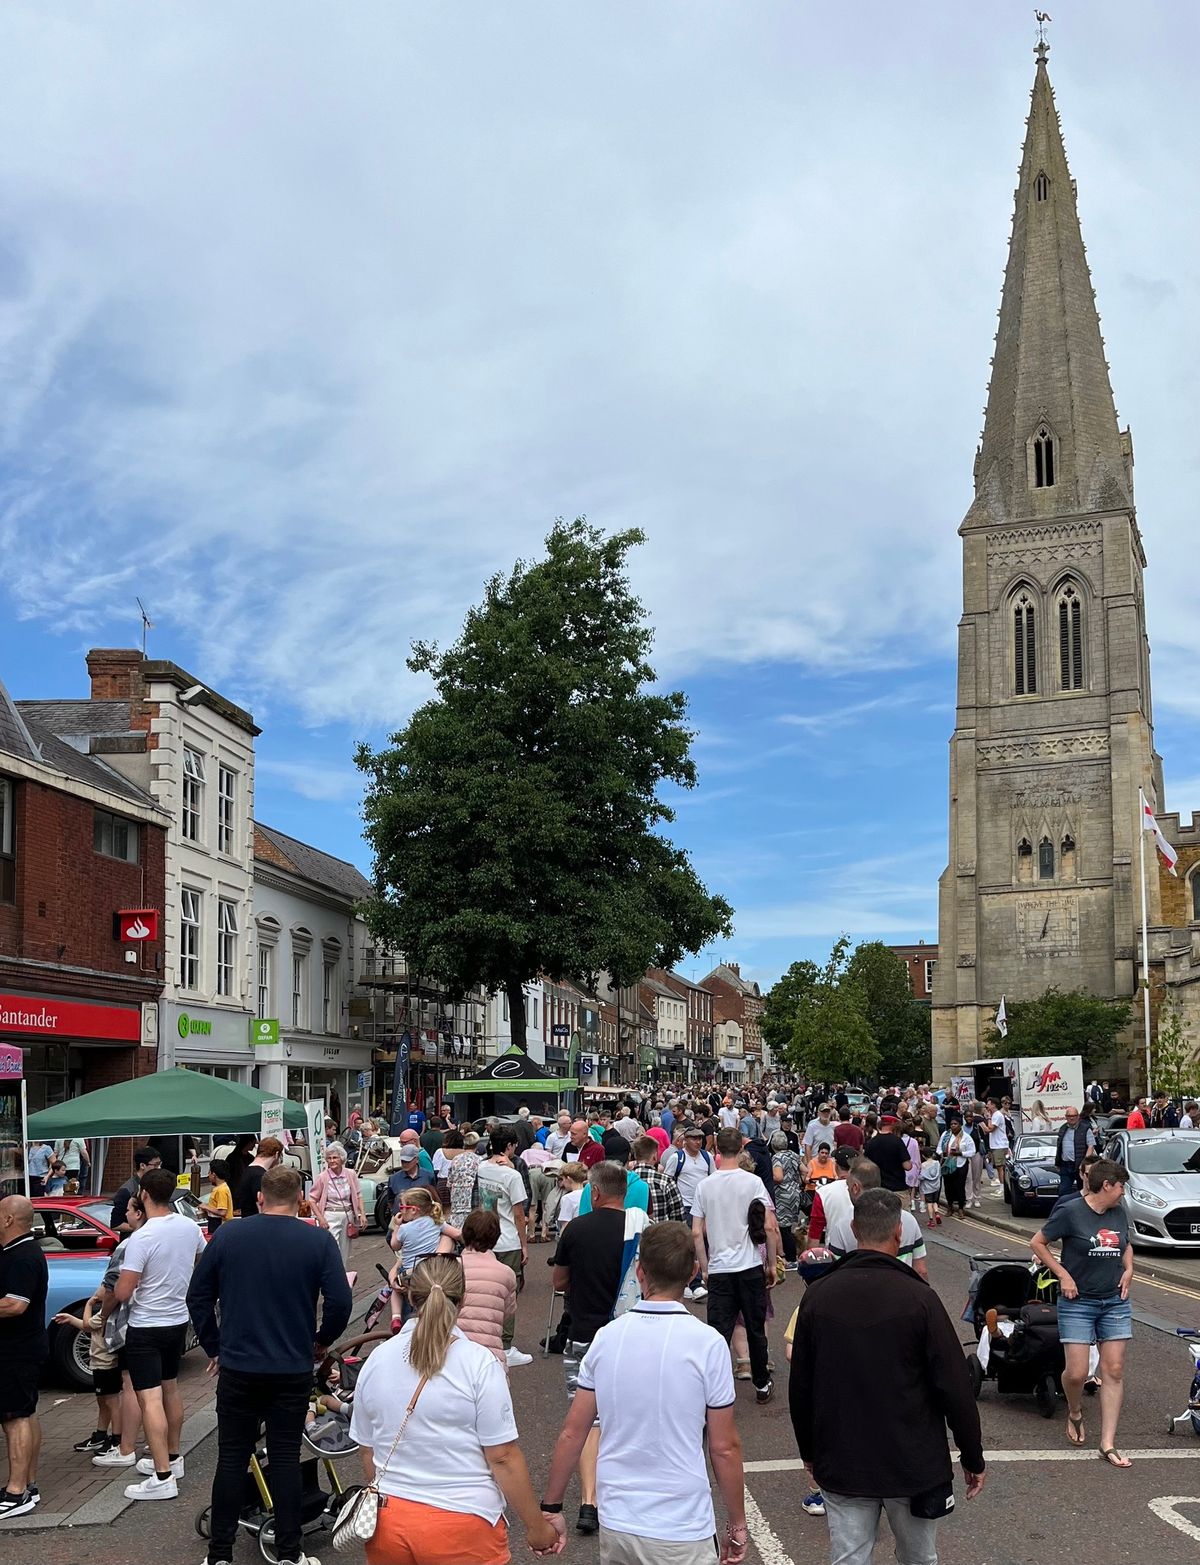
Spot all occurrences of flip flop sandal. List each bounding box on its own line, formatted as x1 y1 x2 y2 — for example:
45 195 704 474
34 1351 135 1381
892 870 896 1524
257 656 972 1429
1099 1447 1132 1468
1067 1413 1085 1446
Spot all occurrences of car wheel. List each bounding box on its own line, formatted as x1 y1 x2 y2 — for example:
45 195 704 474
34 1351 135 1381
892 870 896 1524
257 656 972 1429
52 1320 94 1390
1010 1192 1027 1217
374 1192 391 1232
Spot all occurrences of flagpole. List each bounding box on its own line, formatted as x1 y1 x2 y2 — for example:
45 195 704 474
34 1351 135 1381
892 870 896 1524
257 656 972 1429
1139 796 1153 1097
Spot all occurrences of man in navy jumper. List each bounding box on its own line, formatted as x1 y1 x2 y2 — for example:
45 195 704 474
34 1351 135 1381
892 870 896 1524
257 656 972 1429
188 1165 352 1565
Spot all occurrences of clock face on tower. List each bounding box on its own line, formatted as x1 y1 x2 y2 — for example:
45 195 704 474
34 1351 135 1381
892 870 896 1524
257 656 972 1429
1017 896 1080 956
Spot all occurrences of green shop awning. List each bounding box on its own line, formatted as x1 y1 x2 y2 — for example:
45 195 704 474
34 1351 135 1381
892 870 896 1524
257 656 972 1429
445 1046 577 1096
26 1067 309 1138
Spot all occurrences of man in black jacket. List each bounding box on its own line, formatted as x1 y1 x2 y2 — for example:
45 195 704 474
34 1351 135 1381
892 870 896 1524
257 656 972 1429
789 1188 985 1564
188 1166 352 1565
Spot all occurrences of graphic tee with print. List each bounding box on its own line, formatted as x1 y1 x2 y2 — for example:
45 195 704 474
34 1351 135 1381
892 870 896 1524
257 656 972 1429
474 1161 527 1251
1040 1197 1129 1298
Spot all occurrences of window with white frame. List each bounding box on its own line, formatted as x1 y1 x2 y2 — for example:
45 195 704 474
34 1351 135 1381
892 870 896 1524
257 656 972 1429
180 889 201 991
0 777 13 904
324 958 338 1033
924 958 936 994
292 952 308 1028
531 995 539 1029
217 899 238 997
257 944 272 1019
182 747 205 841
218 765 237 855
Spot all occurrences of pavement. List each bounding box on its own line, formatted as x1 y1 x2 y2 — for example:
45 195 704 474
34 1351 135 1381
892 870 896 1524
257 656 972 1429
13 1193 1200 1564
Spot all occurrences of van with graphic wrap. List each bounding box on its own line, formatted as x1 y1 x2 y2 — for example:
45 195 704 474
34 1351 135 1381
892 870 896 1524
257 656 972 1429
948 1054 1085 1127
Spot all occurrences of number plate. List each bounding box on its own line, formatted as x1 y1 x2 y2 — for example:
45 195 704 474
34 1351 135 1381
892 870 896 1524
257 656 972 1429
1189 1224 1200 1237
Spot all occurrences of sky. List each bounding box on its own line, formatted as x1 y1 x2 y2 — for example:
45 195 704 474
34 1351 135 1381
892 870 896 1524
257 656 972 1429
0 1 1197 992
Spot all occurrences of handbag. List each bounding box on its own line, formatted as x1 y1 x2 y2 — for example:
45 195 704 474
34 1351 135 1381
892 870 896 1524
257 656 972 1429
332 1375 427 1551
346 1222 360 1241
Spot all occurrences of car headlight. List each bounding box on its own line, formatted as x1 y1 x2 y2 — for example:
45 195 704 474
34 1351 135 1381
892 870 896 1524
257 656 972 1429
1017 1175 1033 1188
1129 1189 1168 1209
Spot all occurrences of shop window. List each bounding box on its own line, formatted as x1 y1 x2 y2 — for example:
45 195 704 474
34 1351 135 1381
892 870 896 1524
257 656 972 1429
0 777 13 904
180 889 201 991
182 747 205 842
218 765 237 855
93 809 139 864
217 899 238 997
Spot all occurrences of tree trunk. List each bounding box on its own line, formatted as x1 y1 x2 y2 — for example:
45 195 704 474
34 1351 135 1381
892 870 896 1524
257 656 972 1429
506 978 527 1053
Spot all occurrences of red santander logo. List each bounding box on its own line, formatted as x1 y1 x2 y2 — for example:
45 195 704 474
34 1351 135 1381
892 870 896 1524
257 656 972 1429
117 909 159 943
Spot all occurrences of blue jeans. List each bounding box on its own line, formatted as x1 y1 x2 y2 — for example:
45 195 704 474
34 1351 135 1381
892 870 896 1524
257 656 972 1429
1058 1166 1079 1195
822 1492 939 1565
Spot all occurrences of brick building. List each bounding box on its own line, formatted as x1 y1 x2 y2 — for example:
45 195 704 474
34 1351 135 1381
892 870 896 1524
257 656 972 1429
701 962 766 1080
0 677 167 1137
885 942 939 1003
648 969 715 1081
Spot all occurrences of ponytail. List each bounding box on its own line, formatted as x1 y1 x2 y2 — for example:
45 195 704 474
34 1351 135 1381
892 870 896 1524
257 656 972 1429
406 1256 465 1380
402 1187 443 1225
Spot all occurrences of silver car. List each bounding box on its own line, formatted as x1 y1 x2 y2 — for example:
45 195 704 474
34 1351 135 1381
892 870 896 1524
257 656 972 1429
1103 1130 1200 1248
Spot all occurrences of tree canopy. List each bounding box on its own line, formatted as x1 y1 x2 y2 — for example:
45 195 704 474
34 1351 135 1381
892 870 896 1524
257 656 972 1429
845 941 933 1085
770 937 880 1082
981 986 1132 1072
356 519 732 1046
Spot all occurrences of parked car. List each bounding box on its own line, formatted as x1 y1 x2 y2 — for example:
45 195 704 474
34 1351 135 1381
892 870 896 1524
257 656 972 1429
1001 1134 1060 1216
32 1198 118 1388
1103 1130 1200 1248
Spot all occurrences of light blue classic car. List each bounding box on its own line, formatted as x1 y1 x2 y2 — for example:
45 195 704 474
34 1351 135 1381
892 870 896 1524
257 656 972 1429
33 1199 116 1387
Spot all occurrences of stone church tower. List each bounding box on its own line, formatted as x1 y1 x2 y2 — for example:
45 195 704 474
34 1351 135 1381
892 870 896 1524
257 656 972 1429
931 43 1162 1073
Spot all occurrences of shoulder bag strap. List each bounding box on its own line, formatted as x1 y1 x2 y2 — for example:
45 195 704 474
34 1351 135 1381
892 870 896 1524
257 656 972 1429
375 1373 429 1479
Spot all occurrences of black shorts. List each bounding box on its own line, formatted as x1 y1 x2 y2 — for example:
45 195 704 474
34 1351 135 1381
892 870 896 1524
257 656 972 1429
93 1364 123 1398
0 1355 44 1421
124 1324 188 1391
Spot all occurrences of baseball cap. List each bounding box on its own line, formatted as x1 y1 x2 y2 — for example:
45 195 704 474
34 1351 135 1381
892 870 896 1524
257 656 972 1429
398 1144 419 1161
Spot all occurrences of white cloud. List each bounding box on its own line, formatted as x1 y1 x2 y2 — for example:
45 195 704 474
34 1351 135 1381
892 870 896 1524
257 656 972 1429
0 2 1194 734
257 758 362 804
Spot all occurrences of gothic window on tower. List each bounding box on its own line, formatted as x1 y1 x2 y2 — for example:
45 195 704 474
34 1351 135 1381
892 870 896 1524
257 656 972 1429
1034 170 1050 202
1017 837 1034 884
1013 591 1038 695
1191 868 1200 923
1060 833 1077 881
1038 837 1055 880
1057 583 1085 690
1033 424 1056 488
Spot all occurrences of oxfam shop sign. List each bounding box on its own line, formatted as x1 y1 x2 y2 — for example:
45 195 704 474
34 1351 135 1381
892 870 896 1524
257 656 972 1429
177 1012 213 1040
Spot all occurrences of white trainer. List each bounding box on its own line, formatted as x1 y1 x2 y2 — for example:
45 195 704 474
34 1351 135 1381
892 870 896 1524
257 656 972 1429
92 1448 136 1467
505 1347 533 1367
137 1456 185 1479
124 1473 179 1501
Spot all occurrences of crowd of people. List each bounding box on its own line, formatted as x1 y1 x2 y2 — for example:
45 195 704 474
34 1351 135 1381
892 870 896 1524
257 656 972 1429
0 1073 1157 1562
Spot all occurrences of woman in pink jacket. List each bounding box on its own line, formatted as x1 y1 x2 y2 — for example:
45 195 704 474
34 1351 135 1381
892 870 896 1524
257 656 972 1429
455 1209 517 1367
309 1143 365 1263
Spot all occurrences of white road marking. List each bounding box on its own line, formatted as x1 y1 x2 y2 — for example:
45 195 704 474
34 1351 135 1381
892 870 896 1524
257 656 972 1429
744 1486 797 1565
744 1448 1200 1472
1149 1497 1200 1542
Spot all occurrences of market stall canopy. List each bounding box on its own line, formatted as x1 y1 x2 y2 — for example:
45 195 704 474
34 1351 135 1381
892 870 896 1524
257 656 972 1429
445 1047 577 1096
26 1068 308 1138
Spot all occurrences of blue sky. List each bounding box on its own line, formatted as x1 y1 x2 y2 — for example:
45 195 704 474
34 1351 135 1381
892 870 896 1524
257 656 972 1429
1 2 1197 992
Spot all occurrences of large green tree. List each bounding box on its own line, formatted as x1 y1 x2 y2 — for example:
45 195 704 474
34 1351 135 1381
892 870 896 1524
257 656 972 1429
356 519 732 1048
846 940 933 1085
1152 994 1200 1103
981 986 1131 1072
761 959 819 1064
780 937 880 1082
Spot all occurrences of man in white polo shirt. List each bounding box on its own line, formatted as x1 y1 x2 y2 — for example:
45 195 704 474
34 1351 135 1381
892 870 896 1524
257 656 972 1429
540 1221 748 1565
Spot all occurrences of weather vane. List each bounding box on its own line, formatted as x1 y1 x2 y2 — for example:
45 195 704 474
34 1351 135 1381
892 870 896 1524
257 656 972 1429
1035 10 1052 47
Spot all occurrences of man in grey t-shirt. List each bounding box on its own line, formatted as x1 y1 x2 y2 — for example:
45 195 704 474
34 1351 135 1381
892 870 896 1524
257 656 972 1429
1031 1159 1133 1468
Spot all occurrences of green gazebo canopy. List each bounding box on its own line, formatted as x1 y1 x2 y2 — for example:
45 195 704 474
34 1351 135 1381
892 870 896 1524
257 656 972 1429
26 1067 308 1138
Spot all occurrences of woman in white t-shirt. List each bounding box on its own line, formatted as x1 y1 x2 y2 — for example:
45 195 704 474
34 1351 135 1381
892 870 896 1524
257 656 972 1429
349 1256 559 1565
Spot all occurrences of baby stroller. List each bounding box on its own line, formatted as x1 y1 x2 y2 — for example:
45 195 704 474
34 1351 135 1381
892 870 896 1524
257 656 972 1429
195 1331 387 1562
962 1255 1065 1419
1166 1328 1200 1436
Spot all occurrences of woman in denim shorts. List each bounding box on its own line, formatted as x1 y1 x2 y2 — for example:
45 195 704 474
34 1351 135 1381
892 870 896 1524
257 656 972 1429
1031 1158 1134 1468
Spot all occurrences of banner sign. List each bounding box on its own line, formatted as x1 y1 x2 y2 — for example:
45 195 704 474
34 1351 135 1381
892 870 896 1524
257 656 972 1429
260 1100 286 1140
0 994 140 1043
304 1099 327 1175
116 909 160 943
250 1018 280 1046
0 1045 23 1080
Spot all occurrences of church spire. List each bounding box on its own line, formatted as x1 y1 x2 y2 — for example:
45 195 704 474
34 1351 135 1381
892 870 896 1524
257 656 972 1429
970 43 1132 524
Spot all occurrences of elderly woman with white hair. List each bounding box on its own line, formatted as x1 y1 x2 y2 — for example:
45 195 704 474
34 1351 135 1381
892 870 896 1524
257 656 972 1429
309 1142 365 1263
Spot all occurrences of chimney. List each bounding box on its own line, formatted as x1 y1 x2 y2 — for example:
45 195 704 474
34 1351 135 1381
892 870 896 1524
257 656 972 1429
728 961 740 975
86 649 145 702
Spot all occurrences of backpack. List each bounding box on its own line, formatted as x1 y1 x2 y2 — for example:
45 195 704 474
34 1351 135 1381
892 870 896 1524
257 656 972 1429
672 1148 713 1178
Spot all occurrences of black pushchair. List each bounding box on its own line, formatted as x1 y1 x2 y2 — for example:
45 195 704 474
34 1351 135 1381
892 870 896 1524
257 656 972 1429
962 1255 1065 1419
